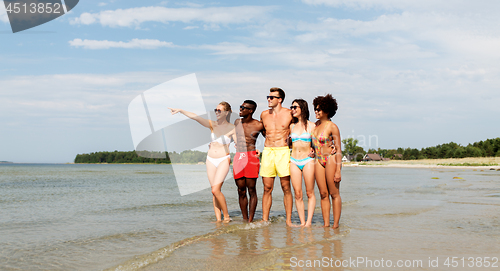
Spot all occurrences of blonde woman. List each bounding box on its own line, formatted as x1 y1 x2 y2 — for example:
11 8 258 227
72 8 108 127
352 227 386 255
169 102 236 223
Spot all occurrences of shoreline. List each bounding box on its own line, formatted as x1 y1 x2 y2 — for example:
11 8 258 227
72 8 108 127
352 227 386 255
7 157 500 169
343 163 500 170
343 157 500 170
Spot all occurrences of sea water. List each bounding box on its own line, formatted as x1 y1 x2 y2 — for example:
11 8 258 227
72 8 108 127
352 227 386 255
1 164 499 270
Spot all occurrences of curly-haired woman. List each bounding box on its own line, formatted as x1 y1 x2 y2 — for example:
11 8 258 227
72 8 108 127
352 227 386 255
312 94 342 229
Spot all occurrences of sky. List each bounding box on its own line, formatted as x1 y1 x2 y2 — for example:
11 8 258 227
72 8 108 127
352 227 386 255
1 0 499 163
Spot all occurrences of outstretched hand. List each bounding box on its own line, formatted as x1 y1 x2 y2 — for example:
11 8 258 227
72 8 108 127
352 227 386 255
168 107 180 115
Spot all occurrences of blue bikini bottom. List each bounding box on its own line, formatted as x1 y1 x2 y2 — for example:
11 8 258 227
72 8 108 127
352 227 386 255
290 156 315 171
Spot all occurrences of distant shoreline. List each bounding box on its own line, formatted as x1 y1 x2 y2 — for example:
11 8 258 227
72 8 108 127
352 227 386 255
7 157 500 169
71 162 204 165
344 157 500 170
344 163 500 170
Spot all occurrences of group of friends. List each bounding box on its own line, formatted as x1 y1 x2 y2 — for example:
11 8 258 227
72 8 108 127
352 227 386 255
169 87 342 228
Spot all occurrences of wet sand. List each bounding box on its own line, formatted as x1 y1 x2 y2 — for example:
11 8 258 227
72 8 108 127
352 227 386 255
134 167 500 270
344 157 500 170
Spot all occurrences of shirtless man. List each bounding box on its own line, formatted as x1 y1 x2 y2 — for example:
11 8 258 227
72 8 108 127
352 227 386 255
233 100 264 223
260 87 294 226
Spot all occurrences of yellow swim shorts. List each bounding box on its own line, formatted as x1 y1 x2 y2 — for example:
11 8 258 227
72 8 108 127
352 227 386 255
259 147 290 177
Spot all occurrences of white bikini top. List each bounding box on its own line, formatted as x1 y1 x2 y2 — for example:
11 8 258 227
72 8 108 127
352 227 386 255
211 132 232 145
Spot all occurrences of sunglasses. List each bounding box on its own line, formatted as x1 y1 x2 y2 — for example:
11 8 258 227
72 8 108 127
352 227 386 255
314 108 321 112
267 96 281 100
290 105 298 110
214 109 223 113
240 105 251 110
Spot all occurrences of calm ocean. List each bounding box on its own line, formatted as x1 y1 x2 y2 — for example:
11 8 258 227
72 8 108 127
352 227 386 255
1 164 499 270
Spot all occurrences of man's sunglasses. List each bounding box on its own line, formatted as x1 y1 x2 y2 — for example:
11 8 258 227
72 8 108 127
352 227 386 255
267 96 281 100
240 105 251 110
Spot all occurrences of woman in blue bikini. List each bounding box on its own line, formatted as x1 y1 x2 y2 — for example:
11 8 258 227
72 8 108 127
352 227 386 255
169 102 236 223
289 99 316 227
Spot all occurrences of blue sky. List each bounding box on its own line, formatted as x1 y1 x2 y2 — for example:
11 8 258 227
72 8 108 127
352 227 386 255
1 0 499 163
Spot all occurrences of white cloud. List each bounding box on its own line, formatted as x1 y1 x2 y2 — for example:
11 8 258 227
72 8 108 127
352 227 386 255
176 2 204 8
194 42 337 67
301 0 500 13
197 42 293 55
70 6 274 28
292 11 500 60
68 38 176 49
0 72 180 124
98 3 107 7
0 4 9 23
2 68 499 163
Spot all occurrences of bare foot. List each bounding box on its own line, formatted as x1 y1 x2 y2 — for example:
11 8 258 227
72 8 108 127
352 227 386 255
304 222 312 227
332 224 339 229
323 224 330 227
223 217 232 223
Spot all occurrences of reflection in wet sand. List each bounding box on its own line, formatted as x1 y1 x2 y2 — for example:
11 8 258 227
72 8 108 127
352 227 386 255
143 220 348 270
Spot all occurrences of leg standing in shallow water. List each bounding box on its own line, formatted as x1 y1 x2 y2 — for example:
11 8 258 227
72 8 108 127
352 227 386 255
312 94 342 229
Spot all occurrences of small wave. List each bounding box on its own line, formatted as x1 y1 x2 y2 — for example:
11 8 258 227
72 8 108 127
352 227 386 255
405 186 444 194
134 171 164 174
343 200 360 206
92 201 209 214
485 193 500 197
64 229 168 246
450 201 500 206
371 207 437 217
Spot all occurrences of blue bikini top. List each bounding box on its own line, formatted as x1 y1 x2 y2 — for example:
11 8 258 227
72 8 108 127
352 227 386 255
290 124 312 143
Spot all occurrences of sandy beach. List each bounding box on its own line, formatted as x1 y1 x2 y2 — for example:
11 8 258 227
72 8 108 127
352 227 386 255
344 157 500 170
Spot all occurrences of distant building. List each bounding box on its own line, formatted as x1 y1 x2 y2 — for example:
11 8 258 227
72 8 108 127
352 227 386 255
393 154 403 159
342 154 356 162
363 153 382 161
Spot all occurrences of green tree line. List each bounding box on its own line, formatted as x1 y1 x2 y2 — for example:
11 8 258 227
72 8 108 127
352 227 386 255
74 150 208 164
342 137 500 160
77 137 500 163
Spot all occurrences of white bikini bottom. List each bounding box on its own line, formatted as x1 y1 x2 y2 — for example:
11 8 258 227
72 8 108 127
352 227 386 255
206 155 230 168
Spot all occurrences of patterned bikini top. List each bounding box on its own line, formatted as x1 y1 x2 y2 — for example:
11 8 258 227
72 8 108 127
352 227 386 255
290 124 312 143
312 122 333 148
